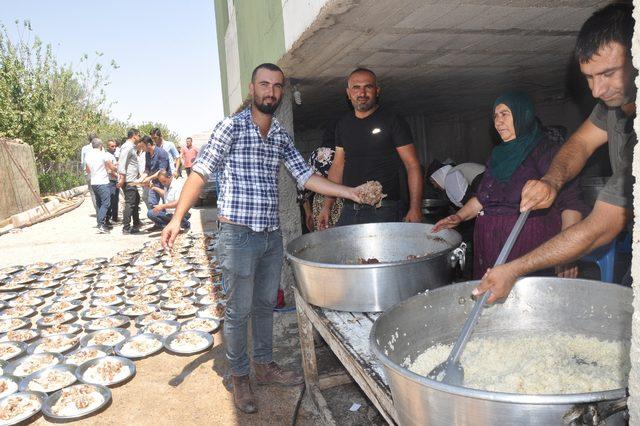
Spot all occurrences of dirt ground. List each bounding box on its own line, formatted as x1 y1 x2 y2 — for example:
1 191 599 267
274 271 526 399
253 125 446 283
0 193 386 425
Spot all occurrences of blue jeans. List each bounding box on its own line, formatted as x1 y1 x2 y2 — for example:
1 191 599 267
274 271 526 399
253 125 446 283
336 201 399 226
91 184 111 226
147 210 190 229
216 223 283 376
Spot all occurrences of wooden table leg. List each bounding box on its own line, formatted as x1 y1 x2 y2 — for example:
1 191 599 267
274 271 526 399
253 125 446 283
295 289 337 426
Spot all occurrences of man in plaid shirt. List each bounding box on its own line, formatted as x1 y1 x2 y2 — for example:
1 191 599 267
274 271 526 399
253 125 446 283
162 63 366 414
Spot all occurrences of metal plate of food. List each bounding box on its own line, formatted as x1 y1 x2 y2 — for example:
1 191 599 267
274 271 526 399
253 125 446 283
164 330 213 355
36 312 78 328
56 282 91 296
196 302 226 321
0 320 28 335
0 267 23 277
40 323 82 337
8 296 43 308
162 287 193 299
27 334 80 355
19 364 77 393
0 294 17 303
53 293 85 303
76 356 135 387
41 300 82 315
0 390 45 425
91 295 124 307
0 342 27 362
180 318 220 334
80 306 117 320
114 333 164 359
92 286 123 298
83 315 130 332
80 328 130 348
124 293 160 305
173 303 198 318
128 283 164 296
0 375 19 399
22 289 53 299
29 280 60 290
1 329 40 344
118 304 156 318
42 383 111 420
0 307 35 320
193 270 211 280
143 320 181 339
135 311 177 328
6 353 65 377
97 272 126 281
75 264 102 273
64 345 110 367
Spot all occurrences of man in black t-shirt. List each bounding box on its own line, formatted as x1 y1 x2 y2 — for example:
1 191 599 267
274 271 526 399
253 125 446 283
319 68 423 228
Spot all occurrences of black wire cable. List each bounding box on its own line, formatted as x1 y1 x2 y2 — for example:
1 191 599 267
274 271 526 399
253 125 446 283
290 384 306 426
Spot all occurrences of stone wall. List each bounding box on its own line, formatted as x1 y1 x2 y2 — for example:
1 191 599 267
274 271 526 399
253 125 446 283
276 81 303 302
0 139 40 221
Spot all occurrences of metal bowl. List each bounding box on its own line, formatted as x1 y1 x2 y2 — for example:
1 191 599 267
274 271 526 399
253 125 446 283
180 318 220 334
27 334 80 355
76 356 136 388
1 329 40 344
0 342 27 362
36 312 78 328
370 278 632 426
114 333 164 359
42 383 111 420
41 300 82 315
285 222 465 312
143 320 181 339
64 345 111 366
6 352 65 377
80 307 117 320
80 328 131 348
0 390 45 424
84 316 130 332
164 330 213 355
0 374 19 398
19 364 77 393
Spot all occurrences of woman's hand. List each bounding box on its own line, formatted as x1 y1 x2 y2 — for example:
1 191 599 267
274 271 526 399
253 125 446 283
432 214 462 233
556 263 578 278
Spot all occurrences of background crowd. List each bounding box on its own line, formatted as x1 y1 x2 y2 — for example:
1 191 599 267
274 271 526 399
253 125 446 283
81 128 199 234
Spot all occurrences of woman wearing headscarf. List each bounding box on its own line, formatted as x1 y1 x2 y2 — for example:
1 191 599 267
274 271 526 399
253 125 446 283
433 90 587 278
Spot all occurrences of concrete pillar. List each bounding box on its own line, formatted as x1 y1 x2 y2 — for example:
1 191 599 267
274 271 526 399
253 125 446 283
629 3 640 422
275 79 303 303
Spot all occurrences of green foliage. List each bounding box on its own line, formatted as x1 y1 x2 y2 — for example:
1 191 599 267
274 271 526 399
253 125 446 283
38 170 84 195
0 21 180 194
137 121 181 144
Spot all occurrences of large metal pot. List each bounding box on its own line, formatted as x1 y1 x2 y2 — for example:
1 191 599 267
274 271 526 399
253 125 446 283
370 278 631 425
285 223 465 312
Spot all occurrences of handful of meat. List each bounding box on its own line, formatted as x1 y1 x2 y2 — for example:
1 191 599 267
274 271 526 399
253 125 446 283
356 181 386 206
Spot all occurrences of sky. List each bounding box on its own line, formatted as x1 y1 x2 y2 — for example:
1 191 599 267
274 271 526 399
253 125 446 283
1 0 224 141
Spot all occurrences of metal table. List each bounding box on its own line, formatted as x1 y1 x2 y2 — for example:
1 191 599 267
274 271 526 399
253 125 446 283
293 287 398 425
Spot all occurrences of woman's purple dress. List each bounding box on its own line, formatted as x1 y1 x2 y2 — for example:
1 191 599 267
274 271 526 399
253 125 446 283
473 132 588 279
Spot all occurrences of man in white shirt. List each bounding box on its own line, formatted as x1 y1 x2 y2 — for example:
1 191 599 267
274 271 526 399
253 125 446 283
85 138 116 233
146 170 190 231
150 128 179 175
80 133 98 210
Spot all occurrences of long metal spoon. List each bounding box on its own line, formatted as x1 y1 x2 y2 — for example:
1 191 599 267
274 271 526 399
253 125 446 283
428 210 530 385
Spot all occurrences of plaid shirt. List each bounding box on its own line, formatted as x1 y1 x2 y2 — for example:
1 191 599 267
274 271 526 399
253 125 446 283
192 108 313 231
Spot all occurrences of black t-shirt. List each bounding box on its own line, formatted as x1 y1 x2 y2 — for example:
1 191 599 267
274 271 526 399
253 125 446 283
335 107 413 200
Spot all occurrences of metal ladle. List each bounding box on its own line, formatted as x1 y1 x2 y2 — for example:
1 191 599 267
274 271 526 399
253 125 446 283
428 211 530 385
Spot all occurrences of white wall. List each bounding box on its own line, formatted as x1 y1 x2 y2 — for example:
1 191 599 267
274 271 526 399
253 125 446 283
224 4 243 112
282 0 330 51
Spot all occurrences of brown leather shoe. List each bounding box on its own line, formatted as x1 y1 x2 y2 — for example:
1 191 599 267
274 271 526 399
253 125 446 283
232 374 257 414
254 361 304 386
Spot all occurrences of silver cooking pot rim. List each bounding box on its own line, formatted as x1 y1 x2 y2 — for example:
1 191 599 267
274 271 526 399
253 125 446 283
369 278 629 405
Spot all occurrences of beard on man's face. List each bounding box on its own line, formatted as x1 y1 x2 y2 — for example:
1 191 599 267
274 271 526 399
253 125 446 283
253 95 280 114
